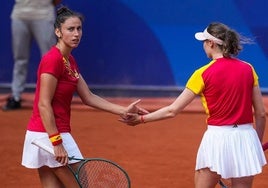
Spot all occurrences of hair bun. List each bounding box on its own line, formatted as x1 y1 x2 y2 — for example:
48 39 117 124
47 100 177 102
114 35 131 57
56 6 70 16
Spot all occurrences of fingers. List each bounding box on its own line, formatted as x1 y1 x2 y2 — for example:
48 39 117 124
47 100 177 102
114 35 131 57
119 113 141 126
122 100 148 126
118 118 138 126
130 99 141 106
54 145 69 165
137 107 149 115
56 154 69 165
127 99 148 114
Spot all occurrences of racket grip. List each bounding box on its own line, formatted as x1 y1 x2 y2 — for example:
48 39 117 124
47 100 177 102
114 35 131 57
262 142 268 151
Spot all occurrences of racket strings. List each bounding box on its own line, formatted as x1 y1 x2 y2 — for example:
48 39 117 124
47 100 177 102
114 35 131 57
78 160 130 188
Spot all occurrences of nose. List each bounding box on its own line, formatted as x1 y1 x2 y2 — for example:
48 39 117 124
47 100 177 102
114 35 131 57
74 29 79 36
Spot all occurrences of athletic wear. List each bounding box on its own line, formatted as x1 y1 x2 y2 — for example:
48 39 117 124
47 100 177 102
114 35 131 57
196 124 266 178
11 0 56 20
28 46 80 133
2 97 21 111
186 57 266 178
186 58 257 125
10 0 56 101
22 46 81 169
22 131 83 168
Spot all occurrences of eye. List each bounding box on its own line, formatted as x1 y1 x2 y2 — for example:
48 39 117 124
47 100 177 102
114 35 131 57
68 27 74 31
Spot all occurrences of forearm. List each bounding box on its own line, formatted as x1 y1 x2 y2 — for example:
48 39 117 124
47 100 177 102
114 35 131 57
77 75 126 115
142 88 196 123
39 103 59 135
85 93 126 116
142 106 176 123
252 86 266 142
255 114 266 142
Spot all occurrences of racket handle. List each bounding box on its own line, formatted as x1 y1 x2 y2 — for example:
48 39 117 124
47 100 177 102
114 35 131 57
31 137 55 155
262 142 268 151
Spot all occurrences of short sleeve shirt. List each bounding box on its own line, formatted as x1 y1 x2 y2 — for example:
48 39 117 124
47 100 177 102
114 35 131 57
27 46 80 132
186 57 258 125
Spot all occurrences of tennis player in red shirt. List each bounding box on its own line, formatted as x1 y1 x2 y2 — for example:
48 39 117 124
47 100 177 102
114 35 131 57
124 22 266 188
21 6 147 188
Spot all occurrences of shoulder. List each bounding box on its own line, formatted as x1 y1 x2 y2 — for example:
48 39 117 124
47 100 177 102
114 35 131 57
194 60 216 75
41 46 62 63
39 47 64 76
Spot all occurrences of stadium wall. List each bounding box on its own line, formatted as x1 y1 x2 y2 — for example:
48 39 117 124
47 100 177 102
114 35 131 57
1 0 268 95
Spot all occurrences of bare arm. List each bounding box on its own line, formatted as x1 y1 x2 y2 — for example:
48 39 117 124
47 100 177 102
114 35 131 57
252 85 266 142
38 73 58 135
124 88 197 125
38 73 68 165
76 74 147 116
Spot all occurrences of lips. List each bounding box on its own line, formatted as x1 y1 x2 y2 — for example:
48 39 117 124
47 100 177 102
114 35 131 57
72 39 80 44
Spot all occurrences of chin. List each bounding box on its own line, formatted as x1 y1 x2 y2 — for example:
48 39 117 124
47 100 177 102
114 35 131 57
71 44 79 48
207 54 212 59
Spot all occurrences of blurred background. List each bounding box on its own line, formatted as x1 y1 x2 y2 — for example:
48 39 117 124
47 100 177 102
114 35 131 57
1 0 268 97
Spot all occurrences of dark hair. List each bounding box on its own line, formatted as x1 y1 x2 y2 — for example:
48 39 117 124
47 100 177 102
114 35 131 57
54 6 84 29
207 22 253 57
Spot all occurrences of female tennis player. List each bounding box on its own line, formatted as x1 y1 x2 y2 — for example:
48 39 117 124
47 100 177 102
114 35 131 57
21 6 147 188
123 22 266 188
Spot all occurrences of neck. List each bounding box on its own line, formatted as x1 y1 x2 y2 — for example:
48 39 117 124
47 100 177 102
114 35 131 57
211 52 223 60
56 43 71 58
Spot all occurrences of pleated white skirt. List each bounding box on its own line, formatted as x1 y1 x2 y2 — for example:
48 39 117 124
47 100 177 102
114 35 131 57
22 130 83 168
195 124 266 179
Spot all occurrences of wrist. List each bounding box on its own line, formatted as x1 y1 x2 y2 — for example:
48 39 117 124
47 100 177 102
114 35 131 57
49 132 63 146
140 115 146 123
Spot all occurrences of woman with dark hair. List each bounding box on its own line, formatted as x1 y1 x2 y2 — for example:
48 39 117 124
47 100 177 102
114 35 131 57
21 6 147 187
124 22 266 188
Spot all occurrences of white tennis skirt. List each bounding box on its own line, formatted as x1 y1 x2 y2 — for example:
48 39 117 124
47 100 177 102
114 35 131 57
22 130 83 169
195 124 266 179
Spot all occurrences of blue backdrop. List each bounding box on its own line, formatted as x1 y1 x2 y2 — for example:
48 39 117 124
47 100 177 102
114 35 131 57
1 0 268 94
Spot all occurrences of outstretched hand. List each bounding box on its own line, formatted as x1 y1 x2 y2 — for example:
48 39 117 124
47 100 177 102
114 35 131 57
119 99 149 125
126 99 149 114
120 112 142 126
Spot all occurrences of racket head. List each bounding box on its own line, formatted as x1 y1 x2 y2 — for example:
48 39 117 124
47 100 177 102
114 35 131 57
76 158 131 188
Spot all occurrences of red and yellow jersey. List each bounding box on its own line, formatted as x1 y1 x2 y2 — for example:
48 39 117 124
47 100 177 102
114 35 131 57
186 57 258 125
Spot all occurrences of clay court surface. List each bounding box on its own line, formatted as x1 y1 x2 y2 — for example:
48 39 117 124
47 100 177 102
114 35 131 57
0 93 268 188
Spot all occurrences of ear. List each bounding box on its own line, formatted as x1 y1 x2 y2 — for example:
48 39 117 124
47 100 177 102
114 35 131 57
207 40 216 48
55 28 62 38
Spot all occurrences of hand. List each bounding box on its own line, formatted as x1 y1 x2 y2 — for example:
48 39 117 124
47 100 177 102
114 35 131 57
120 99 149 123
119 113 144 126
54 144 69 165
126 99 149 115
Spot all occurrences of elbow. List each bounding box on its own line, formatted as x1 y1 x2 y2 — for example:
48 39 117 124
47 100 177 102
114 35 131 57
166 107 178 119
38 100 49 113
256 110 267 119
254 110 267 123
168 113 176 119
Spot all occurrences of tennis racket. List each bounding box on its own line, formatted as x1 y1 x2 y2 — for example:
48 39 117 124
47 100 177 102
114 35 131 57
31 138 131 188
218 142 268 188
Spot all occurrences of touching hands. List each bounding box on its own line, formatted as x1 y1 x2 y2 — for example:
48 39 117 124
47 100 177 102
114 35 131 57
120 99 149 126
122 113 144 126
126 99 149 114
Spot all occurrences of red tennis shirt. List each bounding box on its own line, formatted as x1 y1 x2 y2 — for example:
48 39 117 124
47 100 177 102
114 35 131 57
27 46 80 132
186 57 258 125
